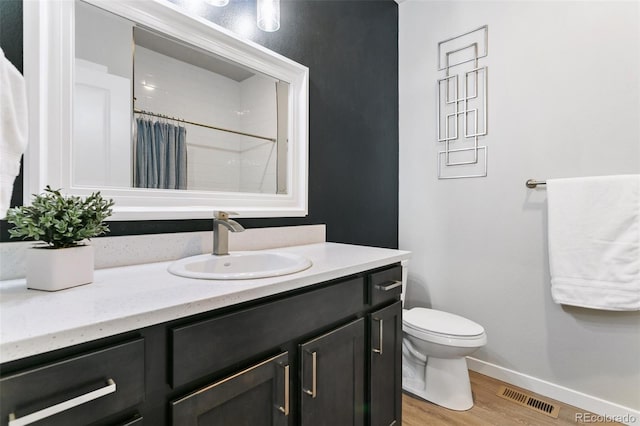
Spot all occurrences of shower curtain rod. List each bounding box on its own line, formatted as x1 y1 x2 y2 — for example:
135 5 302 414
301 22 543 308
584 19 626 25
134 109 276 143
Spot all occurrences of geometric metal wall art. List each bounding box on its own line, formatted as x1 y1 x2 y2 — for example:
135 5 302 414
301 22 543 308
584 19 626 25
437 26 488 179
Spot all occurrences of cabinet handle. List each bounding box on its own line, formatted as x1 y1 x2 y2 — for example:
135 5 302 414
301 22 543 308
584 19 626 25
302 350 317 398
8 378 116 426
277 364 290 416
375 280 402 291
373 318 384 355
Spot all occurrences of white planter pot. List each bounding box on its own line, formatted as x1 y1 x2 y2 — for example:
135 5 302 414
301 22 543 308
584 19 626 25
26 245 95 291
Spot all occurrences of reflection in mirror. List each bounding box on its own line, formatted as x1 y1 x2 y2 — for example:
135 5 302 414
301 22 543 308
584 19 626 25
74 1 133 188
73 1 289 194
26 0 308 219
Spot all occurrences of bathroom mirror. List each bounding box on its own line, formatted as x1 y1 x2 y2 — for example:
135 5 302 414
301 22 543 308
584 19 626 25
23 0 308 220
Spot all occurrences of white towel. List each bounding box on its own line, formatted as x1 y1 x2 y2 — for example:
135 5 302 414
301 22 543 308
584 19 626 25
0 47 28 219
547 175 640 311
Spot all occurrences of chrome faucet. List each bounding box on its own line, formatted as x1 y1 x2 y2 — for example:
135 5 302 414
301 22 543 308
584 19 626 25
213 211 245 256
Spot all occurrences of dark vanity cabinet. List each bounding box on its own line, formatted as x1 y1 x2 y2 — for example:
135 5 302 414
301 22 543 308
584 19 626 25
369 302 403 426
299 318 365 426
368 266 404 426
0 263 403 426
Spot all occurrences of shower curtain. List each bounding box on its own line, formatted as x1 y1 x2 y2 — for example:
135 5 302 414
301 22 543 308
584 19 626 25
135 118 187 189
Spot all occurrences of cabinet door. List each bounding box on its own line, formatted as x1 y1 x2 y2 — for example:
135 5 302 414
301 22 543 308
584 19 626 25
299 318 365 426
370 301 402 426
171 352 289 426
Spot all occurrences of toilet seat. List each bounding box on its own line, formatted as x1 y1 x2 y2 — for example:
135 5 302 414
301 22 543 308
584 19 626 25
403 308 487 347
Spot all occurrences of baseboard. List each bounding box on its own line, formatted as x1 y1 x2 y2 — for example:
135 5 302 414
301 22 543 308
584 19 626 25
466 357 640 425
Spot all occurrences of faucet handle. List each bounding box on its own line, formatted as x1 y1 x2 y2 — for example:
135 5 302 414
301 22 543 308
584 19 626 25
214 211 239 220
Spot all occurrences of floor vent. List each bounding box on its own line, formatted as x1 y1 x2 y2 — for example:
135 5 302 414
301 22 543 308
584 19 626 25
496 385 560 418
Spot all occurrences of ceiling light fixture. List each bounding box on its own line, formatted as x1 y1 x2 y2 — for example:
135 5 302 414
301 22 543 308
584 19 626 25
204 0 229 7
257 0 280 32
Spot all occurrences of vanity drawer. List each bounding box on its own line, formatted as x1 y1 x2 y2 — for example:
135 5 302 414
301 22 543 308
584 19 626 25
170 277 365 387
0 339 144 426
369 264 403 307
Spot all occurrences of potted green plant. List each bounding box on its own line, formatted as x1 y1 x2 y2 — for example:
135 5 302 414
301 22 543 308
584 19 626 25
6 186 114 291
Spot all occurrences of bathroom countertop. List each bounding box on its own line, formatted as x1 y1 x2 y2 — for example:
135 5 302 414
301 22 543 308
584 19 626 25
0 242 410 363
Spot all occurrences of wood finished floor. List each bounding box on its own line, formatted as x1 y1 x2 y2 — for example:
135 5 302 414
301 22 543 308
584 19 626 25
403 371 622 425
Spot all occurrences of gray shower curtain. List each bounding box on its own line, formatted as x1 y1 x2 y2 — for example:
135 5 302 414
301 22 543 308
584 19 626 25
135 118 187 189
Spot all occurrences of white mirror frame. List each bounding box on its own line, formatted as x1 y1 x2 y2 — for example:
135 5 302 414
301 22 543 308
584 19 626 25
23 0 309 220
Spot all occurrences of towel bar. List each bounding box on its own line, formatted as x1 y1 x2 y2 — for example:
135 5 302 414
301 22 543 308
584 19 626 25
526 179 546 189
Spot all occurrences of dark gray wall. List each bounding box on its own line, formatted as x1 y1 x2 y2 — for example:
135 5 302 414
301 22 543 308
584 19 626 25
0 0 398 249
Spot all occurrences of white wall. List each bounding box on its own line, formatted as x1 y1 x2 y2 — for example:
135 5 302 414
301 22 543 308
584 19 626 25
238 75 278 193
75 2 133 79
399 0 640 414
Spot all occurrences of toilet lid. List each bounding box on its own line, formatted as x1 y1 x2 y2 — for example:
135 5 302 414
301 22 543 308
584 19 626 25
403 308 485 337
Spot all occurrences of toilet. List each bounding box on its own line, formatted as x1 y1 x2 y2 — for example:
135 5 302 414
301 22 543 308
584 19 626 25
400 262 487 411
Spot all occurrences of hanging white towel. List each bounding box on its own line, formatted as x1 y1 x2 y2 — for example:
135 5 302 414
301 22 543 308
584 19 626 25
547 175 640 311
0 47 28 218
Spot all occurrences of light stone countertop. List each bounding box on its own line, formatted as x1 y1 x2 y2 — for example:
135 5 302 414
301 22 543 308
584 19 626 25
0 242 410 363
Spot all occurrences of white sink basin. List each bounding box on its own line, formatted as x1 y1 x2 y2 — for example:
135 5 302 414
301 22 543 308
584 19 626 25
168 251 312 280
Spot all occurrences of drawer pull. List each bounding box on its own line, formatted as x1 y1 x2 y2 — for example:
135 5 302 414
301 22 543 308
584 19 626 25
277 364 290 416
8 378 116 426
302 351 317 398
375 280 402 292
373 318 384 355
